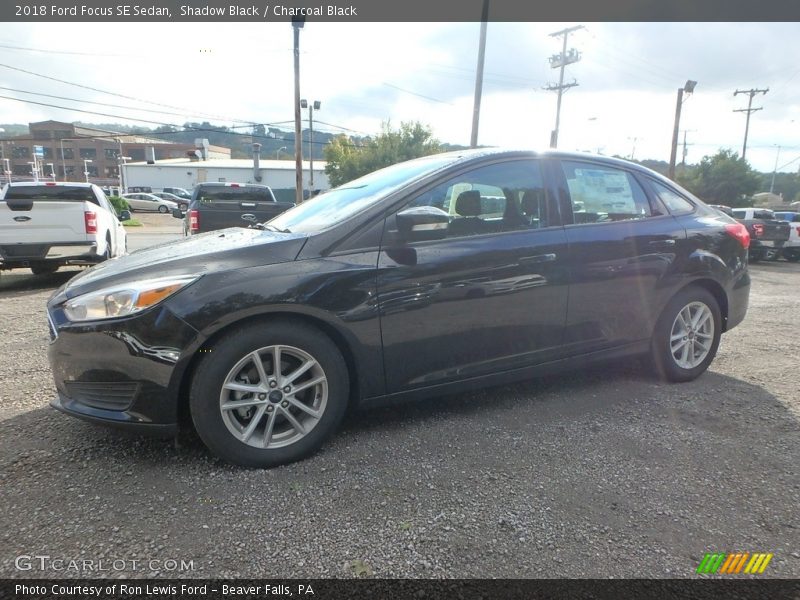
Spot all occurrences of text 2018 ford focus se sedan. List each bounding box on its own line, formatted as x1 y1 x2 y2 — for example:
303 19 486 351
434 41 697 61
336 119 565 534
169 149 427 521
46 150 751 467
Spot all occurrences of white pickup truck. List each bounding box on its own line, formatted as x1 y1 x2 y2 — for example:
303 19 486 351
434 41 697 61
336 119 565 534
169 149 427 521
0 182 127 275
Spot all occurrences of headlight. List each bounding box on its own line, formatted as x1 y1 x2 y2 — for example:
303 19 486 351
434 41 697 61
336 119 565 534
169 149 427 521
63 275 198 322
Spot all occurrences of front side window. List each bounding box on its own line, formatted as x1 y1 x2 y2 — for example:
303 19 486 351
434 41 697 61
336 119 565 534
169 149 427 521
649 180 695 214
561 161 653 224
404 160 550 237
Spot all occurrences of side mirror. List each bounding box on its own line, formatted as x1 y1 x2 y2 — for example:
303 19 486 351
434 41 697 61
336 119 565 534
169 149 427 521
172 207 184 219
119 210 131 221
396 206 449 242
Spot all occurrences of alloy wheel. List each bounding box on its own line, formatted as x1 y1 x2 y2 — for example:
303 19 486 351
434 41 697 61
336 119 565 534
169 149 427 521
669 301 714 369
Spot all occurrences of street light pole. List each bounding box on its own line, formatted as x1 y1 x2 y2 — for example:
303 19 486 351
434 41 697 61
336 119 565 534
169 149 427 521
668 80 697 180
276 146 287 160
301 100 321 192
292 18 305 204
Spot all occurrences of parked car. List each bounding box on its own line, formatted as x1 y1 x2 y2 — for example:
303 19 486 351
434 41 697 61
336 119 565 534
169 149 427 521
152 191 189 211
730 207 790 262
773 211 800 262
175 182 294 236
162 187 192 200
47 150 750 468
122 192 179 213
0 182 127 275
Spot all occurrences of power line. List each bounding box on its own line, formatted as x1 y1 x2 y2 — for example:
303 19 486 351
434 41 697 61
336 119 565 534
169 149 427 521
0 62 258 125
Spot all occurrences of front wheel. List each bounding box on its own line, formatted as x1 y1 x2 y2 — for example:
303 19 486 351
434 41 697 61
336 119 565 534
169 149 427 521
650 286 721 382
158 205 168 214
190 321 349 468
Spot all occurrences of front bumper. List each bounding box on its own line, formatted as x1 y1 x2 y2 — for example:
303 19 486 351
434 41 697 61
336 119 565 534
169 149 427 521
46 302 199 432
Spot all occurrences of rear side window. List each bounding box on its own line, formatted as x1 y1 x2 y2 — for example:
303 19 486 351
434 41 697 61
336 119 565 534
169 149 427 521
4 186 98 205
732 209 746 219
561 161 653 223
649 180 695 214
198 187 274 204
754 210 775 220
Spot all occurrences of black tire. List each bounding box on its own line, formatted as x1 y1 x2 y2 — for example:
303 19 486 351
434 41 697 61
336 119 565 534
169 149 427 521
783 249 800 263
30 264 59 275
158 205 168 214
649 286 721 382
190 320 349 468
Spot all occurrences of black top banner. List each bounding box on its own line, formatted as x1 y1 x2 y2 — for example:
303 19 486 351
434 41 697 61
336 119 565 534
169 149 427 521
2 0 800 22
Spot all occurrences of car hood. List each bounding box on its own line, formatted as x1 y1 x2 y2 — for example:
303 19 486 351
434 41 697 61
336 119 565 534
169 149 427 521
59 227 308 299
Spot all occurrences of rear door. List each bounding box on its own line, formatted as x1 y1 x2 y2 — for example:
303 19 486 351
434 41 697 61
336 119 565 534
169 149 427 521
554 159 687 354
0 185 91 244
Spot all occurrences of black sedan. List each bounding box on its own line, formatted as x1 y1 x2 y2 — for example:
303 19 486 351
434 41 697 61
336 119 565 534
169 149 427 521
46 150 751 467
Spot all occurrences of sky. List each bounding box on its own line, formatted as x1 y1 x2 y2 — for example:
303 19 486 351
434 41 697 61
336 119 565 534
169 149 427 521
0 21 799 174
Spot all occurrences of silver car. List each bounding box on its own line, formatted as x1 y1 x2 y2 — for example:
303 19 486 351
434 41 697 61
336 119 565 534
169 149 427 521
152 192 189 211
122 193 179 214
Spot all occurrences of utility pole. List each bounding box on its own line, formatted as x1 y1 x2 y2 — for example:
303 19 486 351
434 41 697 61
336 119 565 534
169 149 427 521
292 18 304 204
680 129 697 166
470 0 489 148
770 145 781 194
544 25 583 149
668 80 697 179
733 87 768 161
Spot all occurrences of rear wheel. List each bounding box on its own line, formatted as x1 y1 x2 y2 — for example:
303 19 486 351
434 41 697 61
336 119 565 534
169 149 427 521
783 249 800 262
650 286 721 382
190 321 349 468
158 205 168 214
30 264 59 275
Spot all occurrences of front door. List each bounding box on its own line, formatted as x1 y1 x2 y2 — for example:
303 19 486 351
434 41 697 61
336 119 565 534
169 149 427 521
377 158 570 393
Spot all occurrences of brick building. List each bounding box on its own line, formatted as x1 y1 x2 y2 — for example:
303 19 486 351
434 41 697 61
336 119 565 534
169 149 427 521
0 121 231 184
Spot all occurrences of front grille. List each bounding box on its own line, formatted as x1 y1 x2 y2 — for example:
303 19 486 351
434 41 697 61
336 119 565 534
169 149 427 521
0 244 48 258
64 381 139 411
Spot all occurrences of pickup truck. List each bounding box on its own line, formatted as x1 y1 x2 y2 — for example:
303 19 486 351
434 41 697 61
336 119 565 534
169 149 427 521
175 182 295 236
0 182 128 275
731 208 791 261
773 211 800 262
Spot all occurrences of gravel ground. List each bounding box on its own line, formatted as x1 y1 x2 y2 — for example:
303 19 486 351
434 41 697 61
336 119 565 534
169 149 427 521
0 256 798 579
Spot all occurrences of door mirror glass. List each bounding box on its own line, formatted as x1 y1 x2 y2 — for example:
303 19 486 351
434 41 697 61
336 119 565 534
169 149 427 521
396 206 450 241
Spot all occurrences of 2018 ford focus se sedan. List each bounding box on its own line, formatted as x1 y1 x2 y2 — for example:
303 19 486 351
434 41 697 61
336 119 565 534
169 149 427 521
47 150 751 468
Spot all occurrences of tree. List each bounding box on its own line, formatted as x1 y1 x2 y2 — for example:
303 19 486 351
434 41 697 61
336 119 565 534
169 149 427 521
677 149 760 207
323 121 441 187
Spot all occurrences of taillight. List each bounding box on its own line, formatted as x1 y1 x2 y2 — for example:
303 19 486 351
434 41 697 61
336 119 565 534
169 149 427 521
725 223 750 249
84 211 97 234
189 209 199 232
752 223 764 237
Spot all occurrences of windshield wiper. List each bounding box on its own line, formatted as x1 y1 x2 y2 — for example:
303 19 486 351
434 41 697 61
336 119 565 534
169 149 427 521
257 223 291 233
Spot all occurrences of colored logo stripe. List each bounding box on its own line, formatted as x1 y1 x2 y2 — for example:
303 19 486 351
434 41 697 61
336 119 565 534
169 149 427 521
697 552 773 574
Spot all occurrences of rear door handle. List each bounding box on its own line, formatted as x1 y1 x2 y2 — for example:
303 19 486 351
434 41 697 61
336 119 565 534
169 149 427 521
519 253 557 264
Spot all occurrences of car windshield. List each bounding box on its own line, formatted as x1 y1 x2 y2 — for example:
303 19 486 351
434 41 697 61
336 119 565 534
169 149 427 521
267 154 459 234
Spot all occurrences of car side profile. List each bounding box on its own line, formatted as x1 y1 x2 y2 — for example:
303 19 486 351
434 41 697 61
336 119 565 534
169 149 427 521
122 192 179 213
46 150 751 468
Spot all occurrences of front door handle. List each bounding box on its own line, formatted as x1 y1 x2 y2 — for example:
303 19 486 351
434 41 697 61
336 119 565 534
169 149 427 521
649 239 676 247
519 253 557 264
